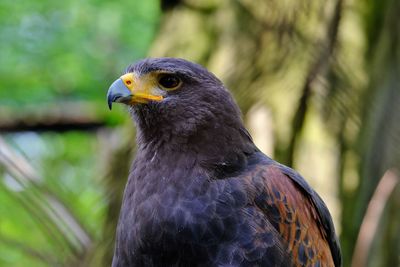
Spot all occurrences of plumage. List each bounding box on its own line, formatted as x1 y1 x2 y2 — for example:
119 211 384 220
107 58 341 267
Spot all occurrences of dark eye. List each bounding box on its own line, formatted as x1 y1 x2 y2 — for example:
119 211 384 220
158 74 181 89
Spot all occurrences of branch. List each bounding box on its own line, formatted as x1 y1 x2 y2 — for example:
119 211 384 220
0 102 106 133
285 0 343 166
351 169 400 267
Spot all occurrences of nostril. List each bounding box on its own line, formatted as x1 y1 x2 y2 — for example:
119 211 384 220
112 94 122 101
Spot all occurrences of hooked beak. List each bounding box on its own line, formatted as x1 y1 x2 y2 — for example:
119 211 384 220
107 78 132 110
107 73 164 110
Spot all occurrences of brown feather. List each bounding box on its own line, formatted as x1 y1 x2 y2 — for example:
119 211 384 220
251 164 335 266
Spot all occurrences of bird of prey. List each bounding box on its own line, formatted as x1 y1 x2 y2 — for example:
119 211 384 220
107 58 341 267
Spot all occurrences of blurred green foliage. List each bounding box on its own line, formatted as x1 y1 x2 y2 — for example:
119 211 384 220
0 0 160 266
1 133 101 267
0 0 159 106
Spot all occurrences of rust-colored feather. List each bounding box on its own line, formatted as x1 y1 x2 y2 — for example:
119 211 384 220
250 164 335 267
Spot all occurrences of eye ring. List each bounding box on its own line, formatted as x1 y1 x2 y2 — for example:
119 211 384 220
158 74 181 90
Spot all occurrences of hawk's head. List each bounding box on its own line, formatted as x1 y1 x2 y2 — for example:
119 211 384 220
107 58 228 108
107 58 255 162
108 58 243 134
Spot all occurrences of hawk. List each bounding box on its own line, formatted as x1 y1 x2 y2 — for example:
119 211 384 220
107 58 341 267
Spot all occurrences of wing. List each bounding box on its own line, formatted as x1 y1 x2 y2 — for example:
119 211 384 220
277 162 342 267
244 155 341 267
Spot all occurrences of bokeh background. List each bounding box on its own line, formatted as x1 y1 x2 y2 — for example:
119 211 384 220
0 0 399 266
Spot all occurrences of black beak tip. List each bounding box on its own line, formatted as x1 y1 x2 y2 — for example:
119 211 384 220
107 94 113 110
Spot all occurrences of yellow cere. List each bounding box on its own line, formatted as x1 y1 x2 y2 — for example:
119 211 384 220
120 73 137 90
120 72 164 103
